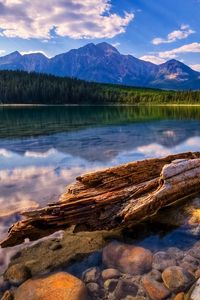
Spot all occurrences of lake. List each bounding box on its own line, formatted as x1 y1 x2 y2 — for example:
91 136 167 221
0 105 200 285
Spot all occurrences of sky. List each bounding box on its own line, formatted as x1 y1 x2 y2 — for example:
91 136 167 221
0 0 200 71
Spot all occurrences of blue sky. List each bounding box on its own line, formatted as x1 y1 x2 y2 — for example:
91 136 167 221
0 0 200 71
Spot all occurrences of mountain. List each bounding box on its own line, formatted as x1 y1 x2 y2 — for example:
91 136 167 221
0 43 199 90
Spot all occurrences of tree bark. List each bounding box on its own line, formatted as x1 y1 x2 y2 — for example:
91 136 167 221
1 151 200 248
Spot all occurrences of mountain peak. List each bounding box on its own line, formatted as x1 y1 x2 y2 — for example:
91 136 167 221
96 42 119 54
6 51 21 58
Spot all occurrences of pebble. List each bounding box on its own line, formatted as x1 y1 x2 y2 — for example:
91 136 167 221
0 290 14 300
104 279 118 292
101 268 121 281
142 275 171 300
188 278 200 300
4 263 31 286
103 242 153 276
114 278 138 299
14 272 88 300
152 252 176 272
162 266 195 292
82 267 101 283
174 292 185 300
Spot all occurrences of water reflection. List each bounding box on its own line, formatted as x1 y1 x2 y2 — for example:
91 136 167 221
0 106 200 275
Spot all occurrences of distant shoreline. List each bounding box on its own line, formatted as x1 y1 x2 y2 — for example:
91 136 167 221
1 103 200 107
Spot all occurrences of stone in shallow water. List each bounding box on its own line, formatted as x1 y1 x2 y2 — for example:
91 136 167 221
1 290 14 300
152 251 176 272
14 272 87 300
102 242 153 275
114 278 138 299
174 292 185 300
104 279 118 292
82 267 101 283
162 266 195 292
4 263 31 286
101 268 121 281
86 282 100 296
148 269 162 282
189 278 200 300
142 275 171 300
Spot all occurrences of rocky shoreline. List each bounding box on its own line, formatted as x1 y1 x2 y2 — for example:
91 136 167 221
1 233 200 300
1 171 200 300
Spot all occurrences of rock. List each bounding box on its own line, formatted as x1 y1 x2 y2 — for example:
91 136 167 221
4 263 31 286
174 292 185 300
195 269 200 279
82 267 101 283
101 268 121 281
162 266 195 292
188 278 200 300
86 282 100 296
0 276 9 293
103 242 153 275
187 248 200 260
122 297 146 300
14 272 87 300
0 290 14 300
104 279 118 292
167 248 184 261
5 230 113 278
114 278 138 299
148 269 162 282
142 275 171 300
49 241 62 251
152 252 176 272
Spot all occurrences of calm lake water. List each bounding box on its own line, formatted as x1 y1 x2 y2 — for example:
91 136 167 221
0 105 200 275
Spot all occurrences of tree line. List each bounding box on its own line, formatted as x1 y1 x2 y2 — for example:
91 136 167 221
0 70 199 104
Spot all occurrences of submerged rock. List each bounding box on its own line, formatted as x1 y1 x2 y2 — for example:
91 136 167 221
162 266 195 292
101 268 121 281
0 290 14 300
4 263 31 286
152 251 176 272
174 292 185 300
82 267 101 283
187 278 200 300
114 278 138 299
142 275 170 300
5 230 117 279
14 272 87 300
102 242 153 275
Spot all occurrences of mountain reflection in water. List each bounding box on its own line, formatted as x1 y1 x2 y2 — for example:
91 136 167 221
0 105 200 274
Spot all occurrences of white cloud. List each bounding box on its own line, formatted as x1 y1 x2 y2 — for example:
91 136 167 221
141 42 200 65
152 25 195 45
190 64 200 72
159 42 200 59
140 55 166 64
0 0 134 39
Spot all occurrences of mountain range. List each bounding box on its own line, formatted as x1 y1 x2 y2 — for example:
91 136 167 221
0 42 200 90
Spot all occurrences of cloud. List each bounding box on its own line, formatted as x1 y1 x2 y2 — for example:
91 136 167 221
190 64 200 72
140 55 166 64
0 0 134 39
159 42 200 59
152 25 195 45
141 42 200 65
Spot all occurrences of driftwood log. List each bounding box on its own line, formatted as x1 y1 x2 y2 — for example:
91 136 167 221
1 152 200 248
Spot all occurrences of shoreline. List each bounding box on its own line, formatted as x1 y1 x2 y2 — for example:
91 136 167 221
1 103 200 107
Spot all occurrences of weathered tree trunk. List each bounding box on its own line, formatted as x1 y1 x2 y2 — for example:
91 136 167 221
1 152 200 248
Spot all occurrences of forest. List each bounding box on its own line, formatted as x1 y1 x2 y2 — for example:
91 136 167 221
0 70 199 104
